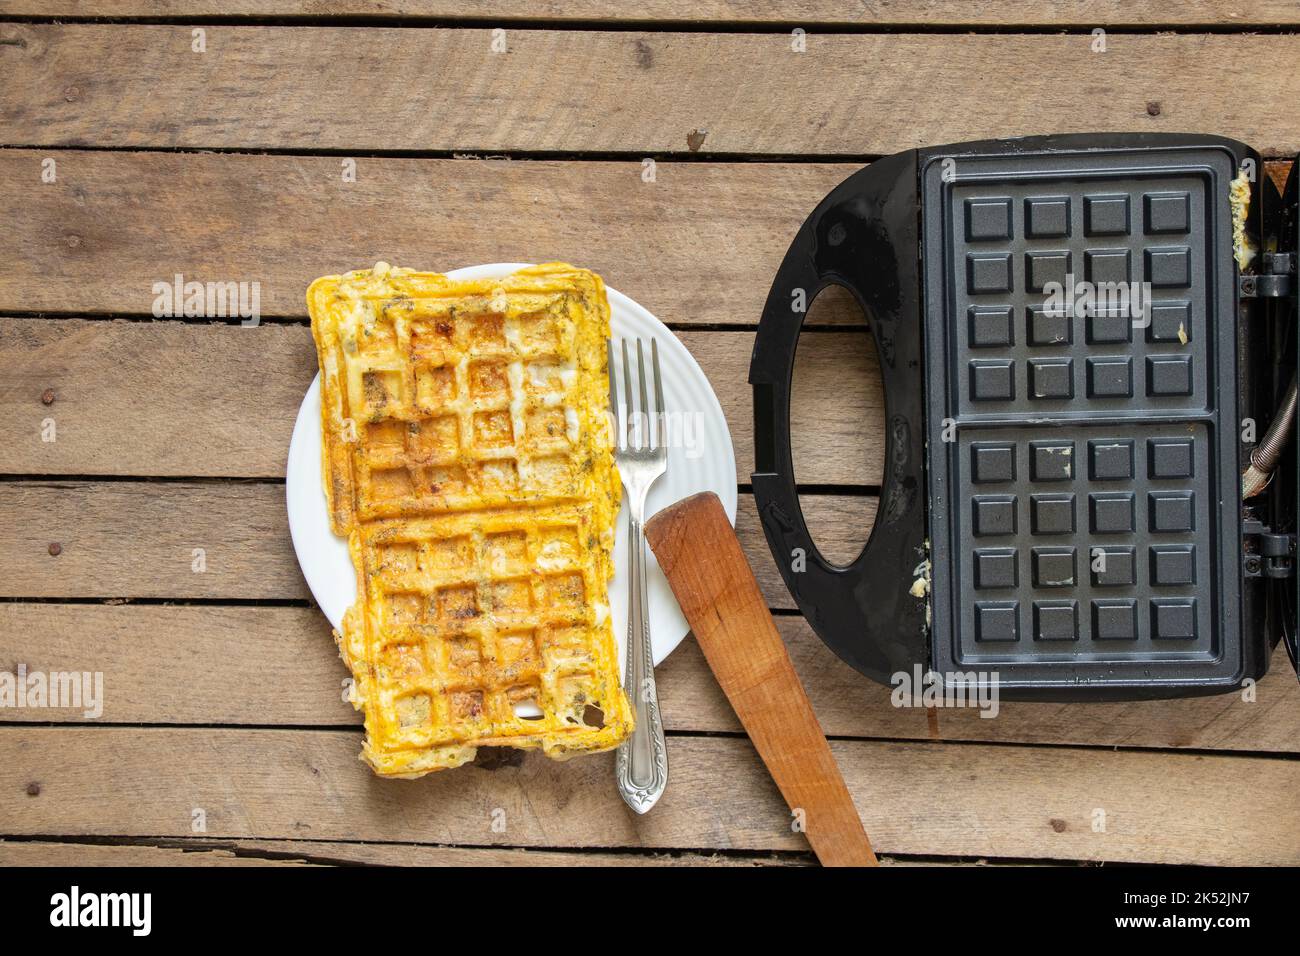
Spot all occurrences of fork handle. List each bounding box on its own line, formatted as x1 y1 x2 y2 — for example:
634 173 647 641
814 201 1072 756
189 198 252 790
615 494 669 814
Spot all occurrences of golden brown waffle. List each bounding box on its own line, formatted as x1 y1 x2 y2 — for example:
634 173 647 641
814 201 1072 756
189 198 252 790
307 262 632 777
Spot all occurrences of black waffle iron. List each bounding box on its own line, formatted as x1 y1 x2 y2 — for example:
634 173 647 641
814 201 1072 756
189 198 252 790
752 133 1299 700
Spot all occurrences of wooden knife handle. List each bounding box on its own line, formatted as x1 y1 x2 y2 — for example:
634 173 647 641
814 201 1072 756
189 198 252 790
644 492 877 867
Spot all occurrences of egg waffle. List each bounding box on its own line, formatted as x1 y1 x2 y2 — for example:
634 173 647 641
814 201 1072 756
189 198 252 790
307 262 632 776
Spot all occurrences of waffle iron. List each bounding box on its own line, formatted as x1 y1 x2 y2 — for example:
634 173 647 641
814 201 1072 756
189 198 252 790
751 133 1298 700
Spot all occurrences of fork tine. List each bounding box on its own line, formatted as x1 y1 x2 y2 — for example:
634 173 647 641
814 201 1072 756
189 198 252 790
621 338 636 449
636 339 650 452
650 338 664 451
607 338 620 451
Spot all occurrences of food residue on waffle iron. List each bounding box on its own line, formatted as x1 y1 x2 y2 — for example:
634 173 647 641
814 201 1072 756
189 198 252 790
1230 170 1257 271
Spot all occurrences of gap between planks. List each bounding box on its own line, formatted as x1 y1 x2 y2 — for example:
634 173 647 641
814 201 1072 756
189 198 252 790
0 835 1087 867
5 2 1300 30
0 835 811 867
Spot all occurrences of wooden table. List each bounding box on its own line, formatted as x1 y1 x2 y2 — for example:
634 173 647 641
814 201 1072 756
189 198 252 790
1 2 1297 868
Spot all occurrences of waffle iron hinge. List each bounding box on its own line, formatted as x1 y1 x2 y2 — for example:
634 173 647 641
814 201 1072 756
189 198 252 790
1242 518 1296 578
1238 253 1295 299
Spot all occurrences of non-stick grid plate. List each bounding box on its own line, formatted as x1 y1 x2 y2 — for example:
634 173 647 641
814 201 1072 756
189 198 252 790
922 145 1244 690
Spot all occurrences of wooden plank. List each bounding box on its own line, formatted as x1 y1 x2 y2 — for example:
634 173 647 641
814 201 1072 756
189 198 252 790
0 320 320 476
2 727 1296 864
0 148 862 322
0 481 875 605
0 480 311 600
5 1 1299 27
0 603 353 724
0 318 883 485
3 27 1299 155
0 838 790 866
3 602 1296 754
0 840 317 866
0 837 1032 866
0 150 1289 321
677 622 1300 754
222 839 801 866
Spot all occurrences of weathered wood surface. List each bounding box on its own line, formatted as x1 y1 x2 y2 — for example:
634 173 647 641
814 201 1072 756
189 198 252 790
3 27 1299 155
2 728 1296 865
5 1 1298 27
0 147 864 321
3 602 1296 754
0 482 874 603
0 316 883 484
0 838 791 867
0 837 1032 866
3 5 1296 869
0 840 318 867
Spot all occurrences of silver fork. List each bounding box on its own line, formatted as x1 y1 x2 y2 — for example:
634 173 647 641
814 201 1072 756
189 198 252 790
609 337 669 814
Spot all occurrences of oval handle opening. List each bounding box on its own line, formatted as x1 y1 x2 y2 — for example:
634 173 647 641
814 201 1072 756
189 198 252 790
790 282 883 569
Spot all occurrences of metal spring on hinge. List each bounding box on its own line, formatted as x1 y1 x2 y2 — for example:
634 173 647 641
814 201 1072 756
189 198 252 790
1242 374 1298 498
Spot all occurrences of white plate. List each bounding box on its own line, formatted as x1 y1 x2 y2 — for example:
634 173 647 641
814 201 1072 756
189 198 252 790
285 262 737 678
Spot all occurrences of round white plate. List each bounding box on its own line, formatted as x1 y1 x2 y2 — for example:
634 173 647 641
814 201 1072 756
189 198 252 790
286 262 737 677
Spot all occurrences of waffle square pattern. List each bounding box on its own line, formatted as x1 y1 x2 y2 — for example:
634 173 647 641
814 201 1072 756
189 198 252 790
308 262 632 776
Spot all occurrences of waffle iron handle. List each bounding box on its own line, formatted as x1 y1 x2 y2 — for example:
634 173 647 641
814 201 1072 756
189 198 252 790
749 149 929 685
